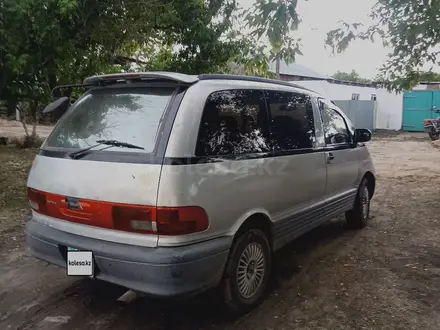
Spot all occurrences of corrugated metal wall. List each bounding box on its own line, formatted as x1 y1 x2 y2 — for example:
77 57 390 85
333 100 376 131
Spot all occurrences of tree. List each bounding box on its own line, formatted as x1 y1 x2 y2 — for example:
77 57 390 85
415 71 440 82
325 0 440 90
332 70 371 84
0 0 243 135
0 0 240 101
243 0 303 78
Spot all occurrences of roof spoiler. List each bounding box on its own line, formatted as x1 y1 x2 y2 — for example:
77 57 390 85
50 72 199 99
83 72 199 85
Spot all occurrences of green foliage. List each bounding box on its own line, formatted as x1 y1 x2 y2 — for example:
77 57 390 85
325 0 440 90
0 0 243 119
10 135 45 149
244 0 303 72
332 70 372 84
415 71 440 83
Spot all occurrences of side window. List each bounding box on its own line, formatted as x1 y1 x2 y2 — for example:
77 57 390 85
265 91 315 150
195 90 271 156
319 100 351 145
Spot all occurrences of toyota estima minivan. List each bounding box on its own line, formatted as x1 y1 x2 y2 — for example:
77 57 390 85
26 72 375 313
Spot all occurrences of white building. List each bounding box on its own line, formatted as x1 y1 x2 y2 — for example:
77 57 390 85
269 62 403 130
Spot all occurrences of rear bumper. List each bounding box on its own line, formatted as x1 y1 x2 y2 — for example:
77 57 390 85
25 219 232 298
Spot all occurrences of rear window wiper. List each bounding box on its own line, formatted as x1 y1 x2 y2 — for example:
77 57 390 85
68 140 145 159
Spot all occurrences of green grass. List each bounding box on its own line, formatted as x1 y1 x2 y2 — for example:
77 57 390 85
0 146 37 231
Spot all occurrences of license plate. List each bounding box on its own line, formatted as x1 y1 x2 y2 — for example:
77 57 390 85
67 250 94 276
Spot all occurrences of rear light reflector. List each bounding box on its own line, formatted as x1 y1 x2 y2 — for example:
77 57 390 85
29 200 39 210
130 220 155 231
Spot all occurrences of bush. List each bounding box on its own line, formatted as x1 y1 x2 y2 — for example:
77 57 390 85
0 137 8 145
9 135 45 149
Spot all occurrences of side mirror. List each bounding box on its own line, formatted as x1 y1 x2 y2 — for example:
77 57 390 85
354 128 372 143
42 96 70 114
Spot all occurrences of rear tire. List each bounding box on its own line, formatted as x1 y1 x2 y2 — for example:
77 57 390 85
221 228 271 316
346 177 371 229
429 131 440 141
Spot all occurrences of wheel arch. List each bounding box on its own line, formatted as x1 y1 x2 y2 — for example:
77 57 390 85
230 211 273 251
363 171 376 198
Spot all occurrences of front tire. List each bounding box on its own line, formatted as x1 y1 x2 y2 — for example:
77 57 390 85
221 228 271 315
346 177 371 229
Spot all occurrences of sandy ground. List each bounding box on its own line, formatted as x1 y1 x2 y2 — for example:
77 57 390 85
1 132 440 329
0 119 52 138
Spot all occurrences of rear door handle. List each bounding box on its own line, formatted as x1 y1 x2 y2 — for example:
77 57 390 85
326 152 334 164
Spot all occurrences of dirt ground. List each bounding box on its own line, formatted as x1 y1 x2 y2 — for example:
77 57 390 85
0 119 52 138
1 132 440 330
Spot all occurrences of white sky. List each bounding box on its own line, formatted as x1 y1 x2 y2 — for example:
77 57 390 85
239 0 390 79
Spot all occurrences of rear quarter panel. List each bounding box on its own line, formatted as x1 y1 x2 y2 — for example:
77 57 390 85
357 144 376 180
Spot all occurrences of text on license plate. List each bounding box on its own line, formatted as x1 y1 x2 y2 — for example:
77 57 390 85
67 250 94 276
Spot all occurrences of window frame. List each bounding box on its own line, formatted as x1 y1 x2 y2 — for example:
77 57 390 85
318 98 354 148
264 89 317 152
194 88 272 157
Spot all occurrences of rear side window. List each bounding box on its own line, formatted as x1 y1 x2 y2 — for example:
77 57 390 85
265 91 315 150
319 100 351 145
195 90 271 156
45 87 174 152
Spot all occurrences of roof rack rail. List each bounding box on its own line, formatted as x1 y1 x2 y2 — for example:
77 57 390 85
197 74 316 93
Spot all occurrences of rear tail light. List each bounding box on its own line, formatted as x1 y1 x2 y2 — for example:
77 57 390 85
424 119 433 126
27 188 47 213
28 188 209 236
112 205 155 233
112 205 209 235
156 207 209 235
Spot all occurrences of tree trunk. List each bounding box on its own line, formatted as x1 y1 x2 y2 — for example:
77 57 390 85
18 108 29 137
275 55 281 80
31 101 39 137
32 120 37 137
6 98 17 118
48 73 58 97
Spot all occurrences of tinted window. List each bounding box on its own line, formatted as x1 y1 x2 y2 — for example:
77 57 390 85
45 87 174 152
195 90 271 156
319 100 351 145
265 91 315 150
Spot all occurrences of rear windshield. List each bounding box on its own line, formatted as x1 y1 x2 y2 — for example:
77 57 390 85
44 86 174 153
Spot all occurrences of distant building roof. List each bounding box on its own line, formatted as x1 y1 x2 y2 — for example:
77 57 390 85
268 60 377 87
268 60 330 80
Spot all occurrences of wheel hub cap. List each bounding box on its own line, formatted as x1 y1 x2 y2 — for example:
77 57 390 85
237 242 265 299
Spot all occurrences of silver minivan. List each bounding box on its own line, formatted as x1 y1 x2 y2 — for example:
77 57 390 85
26 72 375 313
